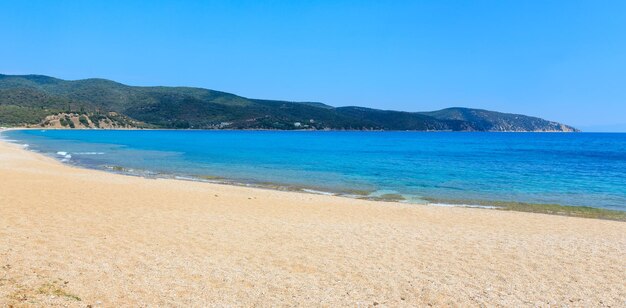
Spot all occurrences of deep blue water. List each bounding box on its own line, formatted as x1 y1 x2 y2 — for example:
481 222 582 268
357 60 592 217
3 130 625 211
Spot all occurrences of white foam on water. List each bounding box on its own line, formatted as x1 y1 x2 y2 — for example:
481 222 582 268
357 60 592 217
341 194 366 198
429 203 501 209
74 152 105 155
54 151 72 161
301 189 335 196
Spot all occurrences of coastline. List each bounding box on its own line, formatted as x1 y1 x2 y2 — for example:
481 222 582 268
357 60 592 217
2 128 624 221
5 125 580 132
0 134 625 306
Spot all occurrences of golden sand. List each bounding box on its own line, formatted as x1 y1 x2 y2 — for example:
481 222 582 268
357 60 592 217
0 140 624 306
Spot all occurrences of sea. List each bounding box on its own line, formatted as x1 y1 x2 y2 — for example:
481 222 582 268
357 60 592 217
3 129 625 211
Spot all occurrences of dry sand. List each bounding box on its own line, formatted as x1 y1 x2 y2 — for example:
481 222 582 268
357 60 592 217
0 139 624 307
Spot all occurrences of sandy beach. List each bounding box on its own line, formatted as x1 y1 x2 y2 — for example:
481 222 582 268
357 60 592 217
0 138 624 307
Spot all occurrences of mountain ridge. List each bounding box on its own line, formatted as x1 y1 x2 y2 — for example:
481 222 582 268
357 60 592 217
0 74 579 132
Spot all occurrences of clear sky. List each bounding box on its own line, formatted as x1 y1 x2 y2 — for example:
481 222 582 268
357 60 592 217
2 1 625 131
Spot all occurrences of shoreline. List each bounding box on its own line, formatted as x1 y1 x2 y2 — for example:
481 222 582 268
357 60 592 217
2 128 624 221
1 135 625 306
3 125 581 132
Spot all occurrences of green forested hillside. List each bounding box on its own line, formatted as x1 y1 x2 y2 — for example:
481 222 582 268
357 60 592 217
0 74 579 131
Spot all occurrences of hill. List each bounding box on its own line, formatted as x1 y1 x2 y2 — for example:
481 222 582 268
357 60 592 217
0 74 578 131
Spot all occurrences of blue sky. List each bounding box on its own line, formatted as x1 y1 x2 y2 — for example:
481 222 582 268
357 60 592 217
1 1 625 131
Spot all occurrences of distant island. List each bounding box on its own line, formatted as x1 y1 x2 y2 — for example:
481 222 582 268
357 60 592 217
0 74 578 132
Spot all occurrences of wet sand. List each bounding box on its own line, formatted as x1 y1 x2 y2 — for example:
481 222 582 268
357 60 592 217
0 139 624 306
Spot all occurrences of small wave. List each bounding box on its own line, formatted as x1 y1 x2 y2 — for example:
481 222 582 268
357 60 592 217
429 203 501 209
74 152 105 155
301 189 336 196
55 151 71 160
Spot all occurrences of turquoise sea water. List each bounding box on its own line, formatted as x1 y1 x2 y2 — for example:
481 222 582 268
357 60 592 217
3 130 625 211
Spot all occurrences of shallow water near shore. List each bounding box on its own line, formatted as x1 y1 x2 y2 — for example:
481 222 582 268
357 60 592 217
3 129 626 212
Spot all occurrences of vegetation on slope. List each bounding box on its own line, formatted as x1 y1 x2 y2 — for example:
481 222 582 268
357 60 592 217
0 74 579 131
